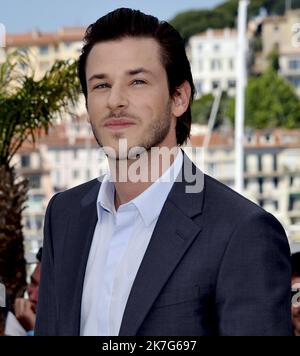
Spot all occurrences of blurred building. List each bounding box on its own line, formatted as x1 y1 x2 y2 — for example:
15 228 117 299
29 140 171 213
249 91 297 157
3 27 85 79
260 10 300 96
186 126 300 245
1 27 87 261
188 29 238 97
13 116 109 262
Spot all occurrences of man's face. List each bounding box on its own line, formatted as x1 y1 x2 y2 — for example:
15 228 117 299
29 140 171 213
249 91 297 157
27 263 41 310
85 37 178 159
292 276 300 335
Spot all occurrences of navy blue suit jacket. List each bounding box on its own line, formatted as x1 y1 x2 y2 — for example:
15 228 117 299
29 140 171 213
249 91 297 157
35 152 292 336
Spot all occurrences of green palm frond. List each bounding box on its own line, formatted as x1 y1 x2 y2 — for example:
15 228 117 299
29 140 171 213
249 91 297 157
0 51 80 165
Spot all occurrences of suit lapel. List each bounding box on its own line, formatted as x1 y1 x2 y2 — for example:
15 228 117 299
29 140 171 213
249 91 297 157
119 153 205 336
58 180 99 335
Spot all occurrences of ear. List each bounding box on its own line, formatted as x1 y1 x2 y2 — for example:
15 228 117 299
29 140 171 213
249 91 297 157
171 81 191 118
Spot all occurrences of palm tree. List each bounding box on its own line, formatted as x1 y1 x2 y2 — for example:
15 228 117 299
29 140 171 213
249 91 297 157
0 51 80 332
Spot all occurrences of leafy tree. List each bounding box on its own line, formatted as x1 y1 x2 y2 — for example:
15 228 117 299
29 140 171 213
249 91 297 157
169 0 300 42
227 69 300 128
0 51 80 333
267 48 280 71
170 9 236 43
192 93 231 128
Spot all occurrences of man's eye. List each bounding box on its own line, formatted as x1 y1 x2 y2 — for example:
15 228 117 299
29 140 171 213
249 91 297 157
132 79 146 85
94 83 109 89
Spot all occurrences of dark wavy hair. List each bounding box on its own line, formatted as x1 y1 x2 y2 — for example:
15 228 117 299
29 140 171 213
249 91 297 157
78 8 195 146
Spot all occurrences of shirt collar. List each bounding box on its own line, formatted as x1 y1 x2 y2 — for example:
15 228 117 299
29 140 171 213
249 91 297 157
132 148 183 226
96 148 183 226
97 173 116 222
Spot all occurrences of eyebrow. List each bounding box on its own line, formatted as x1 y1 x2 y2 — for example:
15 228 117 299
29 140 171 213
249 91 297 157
88 67 154 82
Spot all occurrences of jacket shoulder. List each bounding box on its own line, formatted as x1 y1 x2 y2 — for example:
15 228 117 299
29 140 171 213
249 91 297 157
204 173 266 217
49 178 101 213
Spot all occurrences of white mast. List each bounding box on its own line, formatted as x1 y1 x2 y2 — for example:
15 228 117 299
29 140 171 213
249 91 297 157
235 0 249 193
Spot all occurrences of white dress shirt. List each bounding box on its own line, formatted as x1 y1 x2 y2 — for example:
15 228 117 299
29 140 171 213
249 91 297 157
80 148 183 336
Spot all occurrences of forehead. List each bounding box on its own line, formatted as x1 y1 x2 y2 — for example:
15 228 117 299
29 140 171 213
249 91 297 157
86 37 164 78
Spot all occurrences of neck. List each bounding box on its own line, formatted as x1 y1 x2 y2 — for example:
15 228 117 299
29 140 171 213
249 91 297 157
108 146 179 210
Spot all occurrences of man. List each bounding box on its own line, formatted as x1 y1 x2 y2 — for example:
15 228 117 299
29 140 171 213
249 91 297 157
5 247 42 336
292 252 300 336
36 8 292 336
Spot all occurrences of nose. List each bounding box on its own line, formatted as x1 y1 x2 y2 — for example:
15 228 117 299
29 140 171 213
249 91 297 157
107 84 128 111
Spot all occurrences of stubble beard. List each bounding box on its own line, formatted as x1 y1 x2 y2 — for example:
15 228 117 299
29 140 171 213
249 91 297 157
90 101 173 161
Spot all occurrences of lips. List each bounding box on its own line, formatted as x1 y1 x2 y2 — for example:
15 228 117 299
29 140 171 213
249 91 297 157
104 118 135 130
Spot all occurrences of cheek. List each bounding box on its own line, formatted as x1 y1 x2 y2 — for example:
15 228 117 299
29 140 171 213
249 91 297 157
137 93 169 118
88 94 105 116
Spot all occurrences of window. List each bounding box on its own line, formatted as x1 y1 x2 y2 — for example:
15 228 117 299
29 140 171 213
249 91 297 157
258 177 264 194
194 80 203 95
289 59 300 70
198 44 203 51
39 45 49 55
211 59 222 71
273 155 278 172
208 163 216 175
28 175 41 189
258 199 264 208
35 215 43 231
258 155 262 172
229 58 234 70
32 194 44 203
21 154 30 168
290 77 300 88
228 80 236 89
212 80 220 89
289 194 300 211
64 41 73 48
214 44 220 51
73 170 79 179
244 155 248 173
26 218 31 230
19 47 28 54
